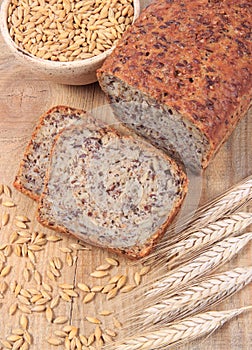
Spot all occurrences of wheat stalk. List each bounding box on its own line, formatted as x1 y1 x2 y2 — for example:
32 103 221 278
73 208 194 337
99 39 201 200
142 175 252 266
136 266 252 330
107 306 252 350
147 212 252 269
144 232 252 303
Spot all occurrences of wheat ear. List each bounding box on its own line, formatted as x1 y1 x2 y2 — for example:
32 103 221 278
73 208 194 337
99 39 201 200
107 307 252 350
149 212 252 269
142 175 252 266
137 266 252 329
144 232 252 302
187 175 252 229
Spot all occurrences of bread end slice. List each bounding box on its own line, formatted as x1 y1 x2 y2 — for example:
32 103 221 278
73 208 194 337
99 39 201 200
13 105 89 201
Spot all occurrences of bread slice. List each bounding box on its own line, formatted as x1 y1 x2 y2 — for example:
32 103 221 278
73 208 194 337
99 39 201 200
97 0 252 171
13 106 91 201
37 121 188 259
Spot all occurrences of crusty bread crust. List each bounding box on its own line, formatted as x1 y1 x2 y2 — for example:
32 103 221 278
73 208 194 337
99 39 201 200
97 0 252 168
37 122 188 259
13 105 88 201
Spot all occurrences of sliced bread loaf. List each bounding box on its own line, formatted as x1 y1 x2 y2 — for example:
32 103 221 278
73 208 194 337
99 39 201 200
13 106 90 201
97 0 252 171
37 122 188 259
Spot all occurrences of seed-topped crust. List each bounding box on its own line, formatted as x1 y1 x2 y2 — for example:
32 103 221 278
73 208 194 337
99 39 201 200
98 0 252 168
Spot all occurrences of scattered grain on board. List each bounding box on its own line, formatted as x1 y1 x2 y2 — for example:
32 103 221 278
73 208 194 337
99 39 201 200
83 292 96 304
53 316 69 325
86 316 101 324
105 257 119 266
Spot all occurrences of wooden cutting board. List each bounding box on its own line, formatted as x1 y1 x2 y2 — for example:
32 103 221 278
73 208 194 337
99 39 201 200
0 4 251 349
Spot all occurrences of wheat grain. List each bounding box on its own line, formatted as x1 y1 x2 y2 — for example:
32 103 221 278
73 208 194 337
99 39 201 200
68 327 78 340
47 337 64 345
19 341 29 350
87 333 95 345
50 295 60 309
53 316 68 324
107 287 118 300
90 270 109 278
2 200 15 207
70 243 88 250
102 283 116 294
91 285 103 292
0 339 12 349
47 235 62 242
66 252 73 266
83 292 96 304
1 265 12 277
20 289 31 299
96 263 111 271
99 310 113 316
19 315 28 330
1 212 10 226
23 268 30 282
15 221 28 229
79 334 88 346
45 306 53 323
9 303 18 315
18 304 31 314
144 232 252 303
12 329 24 336
86 316 101 324
63 325 76 333
105 257 119 266
54 330 67 338
59 289 72 302
31 305 46 312
7 334 22 342
77 282 90 292
30 294 42 303
4 244 12 257
34 270 42 285
108 275 123 284
113 317 122 329
12 338 24 349
107 307 252 350
42 282 52 292
64 289 78 297
15 215 29 222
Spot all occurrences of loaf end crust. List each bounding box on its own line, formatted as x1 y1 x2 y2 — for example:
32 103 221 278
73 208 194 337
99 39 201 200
98 0 252 168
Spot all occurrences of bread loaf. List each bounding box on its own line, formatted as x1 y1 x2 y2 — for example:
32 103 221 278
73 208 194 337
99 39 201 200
37 121 188 259
13 106 90 201
98 0 252 171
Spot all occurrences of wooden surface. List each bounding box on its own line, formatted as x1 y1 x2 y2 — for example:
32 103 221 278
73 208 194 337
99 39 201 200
0 2 252 349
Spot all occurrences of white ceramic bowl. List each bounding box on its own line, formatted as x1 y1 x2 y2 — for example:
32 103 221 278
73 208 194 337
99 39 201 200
0 0 140 85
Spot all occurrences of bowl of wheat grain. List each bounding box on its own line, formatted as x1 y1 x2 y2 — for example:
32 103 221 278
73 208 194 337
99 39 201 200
0 0 140 85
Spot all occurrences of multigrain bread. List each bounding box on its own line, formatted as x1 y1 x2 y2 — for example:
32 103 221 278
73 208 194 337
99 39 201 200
97 0 252 171
13 106 91 201
37 122 188 259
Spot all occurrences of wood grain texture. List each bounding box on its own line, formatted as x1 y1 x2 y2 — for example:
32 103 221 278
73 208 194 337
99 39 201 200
0 2 251 348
